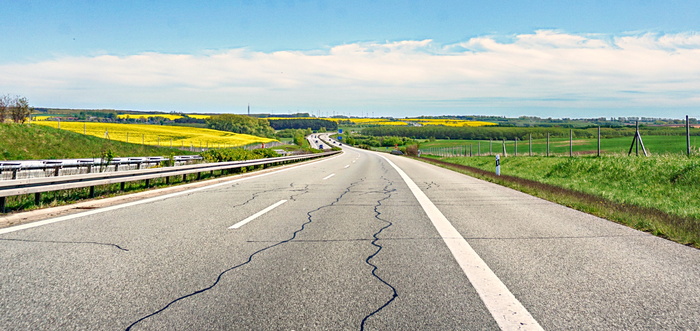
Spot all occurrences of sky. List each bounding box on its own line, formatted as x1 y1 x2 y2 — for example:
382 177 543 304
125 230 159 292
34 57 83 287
1 0 699 119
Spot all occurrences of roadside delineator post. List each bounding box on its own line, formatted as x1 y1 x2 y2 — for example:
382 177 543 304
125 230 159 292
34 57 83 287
495 154 501 176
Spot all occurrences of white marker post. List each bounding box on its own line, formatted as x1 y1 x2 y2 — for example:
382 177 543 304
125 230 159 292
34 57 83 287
495 154 501 176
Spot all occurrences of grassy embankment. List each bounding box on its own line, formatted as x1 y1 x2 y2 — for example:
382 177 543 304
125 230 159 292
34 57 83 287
1 123 197 160
421 154 700 248
0 124 298 213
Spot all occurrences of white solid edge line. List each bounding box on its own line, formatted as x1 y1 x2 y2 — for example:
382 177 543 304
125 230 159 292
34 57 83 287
380 155 543 331
322 173 335 180
0 153 342 235
229 200 287 229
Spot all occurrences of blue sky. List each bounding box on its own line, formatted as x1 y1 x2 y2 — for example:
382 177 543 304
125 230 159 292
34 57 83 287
1 0 699 119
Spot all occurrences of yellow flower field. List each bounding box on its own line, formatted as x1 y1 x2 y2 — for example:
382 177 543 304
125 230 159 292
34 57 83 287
116 113 213 120
117 114 183 120
265 116 494 127
32 115 53 121
406 118 497 127
34 121 276 147
187 114 212 119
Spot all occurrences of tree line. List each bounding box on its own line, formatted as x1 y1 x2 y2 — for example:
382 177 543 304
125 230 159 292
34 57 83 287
206 114 276 138
268 118 337 131
0 95 33 124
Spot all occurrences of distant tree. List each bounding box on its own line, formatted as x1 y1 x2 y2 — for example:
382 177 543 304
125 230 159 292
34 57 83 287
2 95 33 124
0 95 9 123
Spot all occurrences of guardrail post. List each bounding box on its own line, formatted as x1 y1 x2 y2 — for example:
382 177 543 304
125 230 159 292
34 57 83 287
182 174 187 182
12 169 18 180
120 182 126 191
145 179 150 188
87 165 92 174
89 186 95 198
198 172 202 180
35 192 41 206
54 167 60 177
0 197 5 213
166 176 170 184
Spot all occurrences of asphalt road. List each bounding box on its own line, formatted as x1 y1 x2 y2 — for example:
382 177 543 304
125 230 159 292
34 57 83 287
1 146 698 330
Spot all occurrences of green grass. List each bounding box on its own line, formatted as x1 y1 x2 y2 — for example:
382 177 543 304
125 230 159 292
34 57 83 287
427 154 700 247
416 135 699 156
0 123 198 160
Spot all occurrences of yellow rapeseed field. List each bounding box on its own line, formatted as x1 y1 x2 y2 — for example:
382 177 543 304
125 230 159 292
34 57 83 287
117 114 184 120
31 115 53 121
116 113 213 120
187 114 212 119
266 117 493 127
406 118 497 127
34 121 276 147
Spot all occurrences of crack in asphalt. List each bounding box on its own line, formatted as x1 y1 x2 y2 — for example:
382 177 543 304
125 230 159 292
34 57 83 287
424 181 440 190
0 238 129 251
360 175 399 331
287 183 310 201
245 233 647 243
124 179 364 331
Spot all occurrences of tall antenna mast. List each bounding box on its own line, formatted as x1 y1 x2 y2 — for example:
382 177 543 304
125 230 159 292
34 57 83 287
247 104 250 116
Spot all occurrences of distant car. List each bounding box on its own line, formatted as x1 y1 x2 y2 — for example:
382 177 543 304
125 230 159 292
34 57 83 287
390 150 404 155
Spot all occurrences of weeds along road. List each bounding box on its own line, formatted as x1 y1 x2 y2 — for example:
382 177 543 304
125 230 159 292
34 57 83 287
1 145 699 330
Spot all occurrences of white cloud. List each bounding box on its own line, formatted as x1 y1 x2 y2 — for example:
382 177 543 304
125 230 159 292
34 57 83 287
1 31 699 117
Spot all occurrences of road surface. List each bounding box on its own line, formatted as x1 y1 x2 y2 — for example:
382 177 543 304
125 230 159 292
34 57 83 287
1 146 698 330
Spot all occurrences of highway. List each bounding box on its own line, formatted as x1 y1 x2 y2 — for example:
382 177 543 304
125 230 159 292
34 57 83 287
1 145 699 330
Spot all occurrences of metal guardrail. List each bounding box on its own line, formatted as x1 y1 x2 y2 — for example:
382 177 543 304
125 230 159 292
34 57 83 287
0 151 340 213
0 155 203 180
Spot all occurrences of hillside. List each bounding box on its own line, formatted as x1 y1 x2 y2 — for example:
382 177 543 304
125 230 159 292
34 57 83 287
0 123 198 160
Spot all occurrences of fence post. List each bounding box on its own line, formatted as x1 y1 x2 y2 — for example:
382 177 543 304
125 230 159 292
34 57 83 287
529 133 532 156
687 115 691 157
570 129 573 157
489 139 493 156
546 133 550 157
598 126 601 157
514 138 518 157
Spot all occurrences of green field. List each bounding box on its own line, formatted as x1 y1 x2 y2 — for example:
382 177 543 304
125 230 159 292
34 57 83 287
417 135 699 156
428 154 700 247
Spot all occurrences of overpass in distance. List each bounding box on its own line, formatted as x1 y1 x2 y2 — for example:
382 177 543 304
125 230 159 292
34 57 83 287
0 140 698 330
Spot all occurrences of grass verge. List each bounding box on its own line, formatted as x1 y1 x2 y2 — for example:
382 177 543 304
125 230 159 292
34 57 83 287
413 155 700 248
